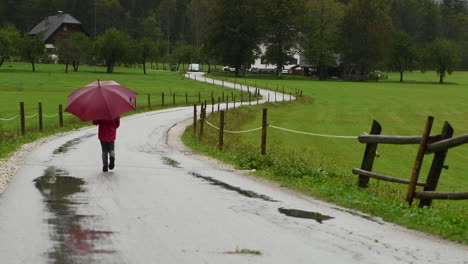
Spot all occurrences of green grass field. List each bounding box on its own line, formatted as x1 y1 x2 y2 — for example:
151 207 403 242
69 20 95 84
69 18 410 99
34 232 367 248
182 70 468 243
0 62 246 157
214 71 468 194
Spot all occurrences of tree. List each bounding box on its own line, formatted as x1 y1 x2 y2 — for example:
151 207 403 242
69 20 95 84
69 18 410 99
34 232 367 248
302 0 345 80
391 32 418 82
57 33 93 72
95 28 131 73
415 0 442 45
340 0 394 80
135 38 158 75
205 0 263 76
19 34 45 72
261 0 305 78
422 38 460 84
0 24 20 68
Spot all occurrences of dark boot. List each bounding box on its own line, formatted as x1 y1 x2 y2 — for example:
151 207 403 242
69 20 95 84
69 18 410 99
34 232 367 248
103 164 108 172
109 157 115 170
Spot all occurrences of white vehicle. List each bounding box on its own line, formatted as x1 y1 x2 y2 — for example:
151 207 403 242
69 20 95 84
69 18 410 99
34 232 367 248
188 63 200 72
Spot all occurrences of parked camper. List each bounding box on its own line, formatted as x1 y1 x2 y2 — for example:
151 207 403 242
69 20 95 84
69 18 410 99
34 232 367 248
188 63 200 72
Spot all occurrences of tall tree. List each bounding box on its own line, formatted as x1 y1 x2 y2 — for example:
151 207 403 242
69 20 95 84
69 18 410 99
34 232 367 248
95 28 131 73
302 0 345 80
261 0 305 77
422 38 460 84
415 0 442 45
340 0 393 80
0 24 20 68
205 0 263 76
391 31 418 82
19 34 45 72
56 32 92 72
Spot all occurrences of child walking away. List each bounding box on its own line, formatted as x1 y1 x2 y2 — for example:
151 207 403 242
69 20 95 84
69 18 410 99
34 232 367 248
93 117 120 172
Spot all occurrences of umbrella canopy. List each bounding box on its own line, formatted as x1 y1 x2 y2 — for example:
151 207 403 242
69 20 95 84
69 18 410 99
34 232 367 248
65 80 138 121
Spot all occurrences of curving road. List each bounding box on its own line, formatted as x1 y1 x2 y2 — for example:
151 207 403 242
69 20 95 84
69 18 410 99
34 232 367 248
0 73 467 263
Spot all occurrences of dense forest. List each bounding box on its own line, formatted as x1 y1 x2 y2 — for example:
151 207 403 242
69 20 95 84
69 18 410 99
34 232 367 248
0 0 467 81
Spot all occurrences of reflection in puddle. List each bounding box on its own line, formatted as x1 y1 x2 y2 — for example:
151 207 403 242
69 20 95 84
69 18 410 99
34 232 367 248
34 167 115 263
278 208 334 223
189 172 277 202
53 133 95 154
162 156 181 168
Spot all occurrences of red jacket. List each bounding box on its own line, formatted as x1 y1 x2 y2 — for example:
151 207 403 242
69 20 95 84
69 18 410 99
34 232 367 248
93 118 120 142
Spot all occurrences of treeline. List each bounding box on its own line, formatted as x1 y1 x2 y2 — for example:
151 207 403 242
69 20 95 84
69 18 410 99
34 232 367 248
0 0 467 82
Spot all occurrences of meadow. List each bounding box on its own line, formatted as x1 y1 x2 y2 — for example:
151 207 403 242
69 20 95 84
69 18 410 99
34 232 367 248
182 70 468 243
0 62 246 157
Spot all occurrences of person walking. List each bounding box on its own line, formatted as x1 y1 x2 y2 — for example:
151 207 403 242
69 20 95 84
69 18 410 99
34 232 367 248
93 117 120 172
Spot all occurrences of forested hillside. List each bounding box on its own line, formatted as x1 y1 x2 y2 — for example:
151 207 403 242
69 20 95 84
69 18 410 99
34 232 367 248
0 0 467 77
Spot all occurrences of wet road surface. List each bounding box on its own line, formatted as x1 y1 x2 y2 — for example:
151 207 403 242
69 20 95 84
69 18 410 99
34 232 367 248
0 73 467 263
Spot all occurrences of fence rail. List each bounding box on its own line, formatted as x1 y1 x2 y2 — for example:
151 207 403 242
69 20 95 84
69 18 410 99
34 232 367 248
353 118 468 207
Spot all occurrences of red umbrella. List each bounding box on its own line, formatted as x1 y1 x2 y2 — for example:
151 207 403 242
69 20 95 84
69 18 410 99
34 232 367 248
65 80 137 121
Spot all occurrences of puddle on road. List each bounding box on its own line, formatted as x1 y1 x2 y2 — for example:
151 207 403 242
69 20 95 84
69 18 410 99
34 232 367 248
162 156 181 168
278 208 334 223
53 133 95 154
189 172 277 202
34 167 115 263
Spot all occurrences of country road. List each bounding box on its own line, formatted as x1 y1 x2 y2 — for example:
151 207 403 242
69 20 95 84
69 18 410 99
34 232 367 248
0 73 466 263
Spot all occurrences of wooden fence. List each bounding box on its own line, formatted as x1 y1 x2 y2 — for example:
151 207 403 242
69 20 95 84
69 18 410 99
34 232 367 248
353 116 468 207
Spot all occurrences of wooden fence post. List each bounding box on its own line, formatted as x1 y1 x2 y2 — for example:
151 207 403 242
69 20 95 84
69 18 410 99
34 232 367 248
20 102 25 135
406 116 434 205
358 120 382 188
58 104 63 127
38 102 43 131
199 105 205 138
162 92 165 106
147 94 151 108
193 104 197 135
173 93 176 105
217 97 220 112
419 122 454 208
219 110 225 150
261 108 268 155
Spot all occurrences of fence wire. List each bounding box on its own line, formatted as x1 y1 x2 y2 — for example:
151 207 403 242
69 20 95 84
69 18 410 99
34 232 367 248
269 125 358 139
204 120 356 138
205 120 263 134
0 115 19 121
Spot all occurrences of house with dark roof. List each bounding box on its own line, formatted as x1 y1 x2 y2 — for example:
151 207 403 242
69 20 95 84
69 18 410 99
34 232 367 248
29 11 87 51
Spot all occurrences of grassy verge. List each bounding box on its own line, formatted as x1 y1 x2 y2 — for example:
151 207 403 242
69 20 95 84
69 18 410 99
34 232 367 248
182 73 468 244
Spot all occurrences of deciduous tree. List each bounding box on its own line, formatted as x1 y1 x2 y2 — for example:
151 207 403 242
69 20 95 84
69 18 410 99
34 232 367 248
302 0 345 80
19 34 44 72
95 28 131 73
391 31 418 82
340 0 393 80
422 38 460 84
0 24 20 68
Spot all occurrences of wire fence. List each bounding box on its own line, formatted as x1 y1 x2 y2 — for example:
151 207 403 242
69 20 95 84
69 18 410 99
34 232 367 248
204 118 357 138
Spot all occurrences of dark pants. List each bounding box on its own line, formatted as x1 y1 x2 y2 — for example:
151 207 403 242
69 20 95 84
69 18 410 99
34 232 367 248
100 141 115 166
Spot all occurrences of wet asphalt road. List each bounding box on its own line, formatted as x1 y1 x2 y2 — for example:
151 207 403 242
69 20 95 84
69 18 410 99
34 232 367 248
0 73 467 263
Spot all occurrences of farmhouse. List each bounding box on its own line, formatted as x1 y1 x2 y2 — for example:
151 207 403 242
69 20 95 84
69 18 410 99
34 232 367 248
28 11 87 52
